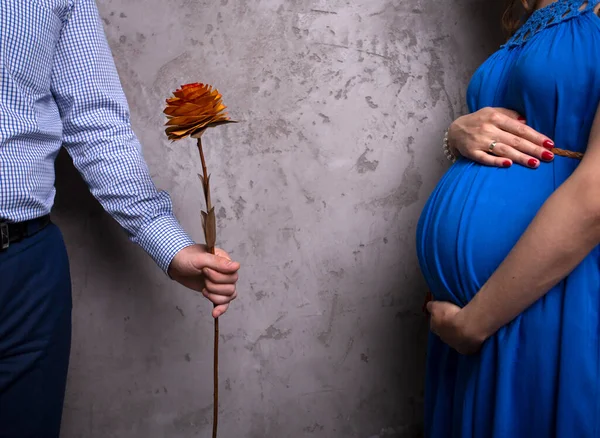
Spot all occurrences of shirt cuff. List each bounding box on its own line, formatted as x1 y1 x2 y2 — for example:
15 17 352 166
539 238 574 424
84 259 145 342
135 215 196 273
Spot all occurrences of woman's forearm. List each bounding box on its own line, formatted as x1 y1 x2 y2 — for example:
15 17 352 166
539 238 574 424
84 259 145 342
461 169 600 340
461 101 600 341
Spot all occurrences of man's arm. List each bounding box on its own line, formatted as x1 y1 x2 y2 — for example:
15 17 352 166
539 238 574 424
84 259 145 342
50 0 194 272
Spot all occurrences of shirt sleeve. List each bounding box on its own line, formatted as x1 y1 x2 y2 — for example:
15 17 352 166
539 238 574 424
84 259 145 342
50 0 195 272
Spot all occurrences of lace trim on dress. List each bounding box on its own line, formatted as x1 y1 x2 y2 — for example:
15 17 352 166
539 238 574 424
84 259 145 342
503 0 599 48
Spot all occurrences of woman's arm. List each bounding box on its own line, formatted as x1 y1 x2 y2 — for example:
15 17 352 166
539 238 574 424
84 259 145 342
429 102 600 353
423 108 555 318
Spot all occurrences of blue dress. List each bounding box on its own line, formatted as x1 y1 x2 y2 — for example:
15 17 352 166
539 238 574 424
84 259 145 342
416 1 600 436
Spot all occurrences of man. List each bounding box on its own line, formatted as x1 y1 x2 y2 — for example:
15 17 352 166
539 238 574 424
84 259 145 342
0 0 240 436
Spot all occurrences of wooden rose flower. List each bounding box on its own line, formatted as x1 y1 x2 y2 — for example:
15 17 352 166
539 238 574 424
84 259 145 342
164 82 236 438
164 83 235 141
164 83 236 254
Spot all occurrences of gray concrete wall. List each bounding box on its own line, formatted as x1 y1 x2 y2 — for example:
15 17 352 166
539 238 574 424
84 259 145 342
54 1 504 437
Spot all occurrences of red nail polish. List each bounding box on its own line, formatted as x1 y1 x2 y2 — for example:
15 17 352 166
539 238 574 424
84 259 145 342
528 158 538 167
503 160 512 167
543 140 554 150
542 151 553 161
518 116 526 122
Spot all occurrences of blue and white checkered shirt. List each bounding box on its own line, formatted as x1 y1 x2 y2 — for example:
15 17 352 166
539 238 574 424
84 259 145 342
0 0 195 271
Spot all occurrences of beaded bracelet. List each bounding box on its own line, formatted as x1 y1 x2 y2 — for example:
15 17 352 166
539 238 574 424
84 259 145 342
442 129 458 163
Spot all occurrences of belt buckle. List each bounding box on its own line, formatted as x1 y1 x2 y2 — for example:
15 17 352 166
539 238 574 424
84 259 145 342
0 222 8 250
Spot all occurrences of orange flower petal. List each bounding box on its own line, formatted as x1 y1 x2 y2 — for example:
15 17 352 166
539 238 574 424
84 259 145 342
163 82 235 141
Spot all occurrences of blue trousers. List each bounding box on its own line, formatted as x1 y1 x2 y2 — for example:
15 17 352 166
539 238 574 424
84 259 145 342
0 223 72 437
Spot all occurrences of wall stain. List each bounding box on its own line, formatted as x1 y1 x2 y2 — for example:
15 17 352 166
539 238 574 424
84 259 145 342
280 227 301 250
303 422 325 432
318 113 331 123
362 137 422 209
233 196 247 219
262 324 291 341
328 268 345 279
311 9 337 15
303 190 315 204
426 41 456 121
337 336 355 367
217 206 227 220
317 293 339 347
356 149 379 174
335 77 356 100
265 118 293 138
172 405 211 430
250 314 292 349
365 96 379 108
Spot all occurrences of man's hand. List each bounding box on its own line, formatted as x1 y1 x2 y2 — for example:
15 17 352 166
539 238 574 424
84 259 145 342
426 301 485 355
168 245 240 318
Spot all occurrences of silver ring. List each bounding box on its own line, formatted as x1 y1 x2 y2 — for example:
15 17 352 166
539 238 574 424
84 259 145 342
488 141 497 153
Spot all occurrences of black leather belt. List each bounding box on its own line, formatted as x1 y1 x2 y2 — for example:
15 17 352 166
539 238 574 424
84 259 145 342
0 215 51 250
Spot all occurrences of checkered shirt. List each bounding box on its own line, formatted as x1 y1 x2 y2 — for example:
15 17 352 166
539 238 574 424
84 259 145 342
0 0 195 271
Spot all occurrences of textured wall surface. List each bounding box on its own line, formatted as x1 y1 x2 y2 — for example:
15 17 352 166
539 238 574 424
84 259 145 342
53 1 503 437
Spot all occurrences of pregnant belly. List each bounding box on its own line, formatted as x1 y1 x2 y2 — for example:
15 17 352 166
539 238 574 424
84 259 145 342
416 158 559 306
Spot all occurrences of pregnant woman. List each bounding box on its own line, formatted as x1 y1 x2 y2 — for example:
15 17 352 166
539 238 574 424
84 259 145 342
417 0 600 436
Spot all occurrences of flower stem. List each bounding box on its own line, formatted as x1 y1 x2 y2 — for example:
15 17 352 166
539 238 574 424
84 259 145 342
213 318 219 438
198 138 213 224
197 138 219 438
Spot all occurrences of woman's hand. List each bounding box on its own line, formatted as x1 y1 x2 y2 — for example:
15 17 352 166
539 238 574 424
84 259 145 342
449 107 555 168
427 301 486 355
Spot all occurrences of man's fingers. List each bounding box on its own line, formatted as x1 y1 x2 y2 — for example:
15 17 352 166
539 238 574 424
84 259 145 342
213 303 230 318
202 289 237 305
203 267 239 284
204 281 236 297
195 252 240 274
214 247 232 261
